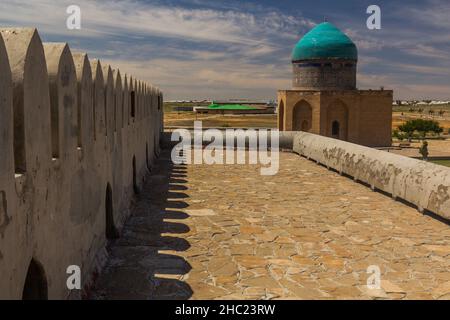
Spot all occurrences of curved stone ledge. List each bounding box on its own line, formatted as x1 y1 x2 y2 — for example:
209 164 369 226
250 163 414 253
293 132 450 220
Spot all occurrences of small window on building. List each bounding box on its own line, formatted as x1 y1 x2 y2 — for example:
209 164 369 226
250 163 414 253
332 121 340 137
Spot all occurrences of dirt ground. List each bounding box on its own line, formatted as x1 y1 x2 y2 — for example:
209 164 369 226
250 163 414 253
389 139 450 159
165 111 450 132
393 112 450 132
165 112 277 128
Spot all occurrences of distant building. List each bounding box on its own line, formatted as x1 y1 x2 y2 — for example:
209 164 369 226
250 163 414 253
277 22 393 147
213 100 270 106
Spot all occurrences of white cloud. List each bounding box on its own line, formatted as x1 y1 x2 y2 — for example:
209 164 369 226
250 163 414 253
0 0 310 45
406 0 450 30
0 0 308 100
1 0 449 100
103 56 291 100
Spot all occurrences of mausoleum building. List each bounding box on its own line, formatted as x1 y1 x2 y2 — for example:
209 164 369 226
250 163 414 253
278 22 392 147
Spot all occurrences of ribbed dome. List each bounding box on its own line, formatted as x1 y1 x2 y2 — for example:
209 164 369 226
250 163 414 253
292 22 358 62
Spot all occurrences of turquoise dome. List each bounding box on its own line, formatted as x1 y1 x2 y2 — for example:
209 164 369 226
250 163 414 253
292 22 358 61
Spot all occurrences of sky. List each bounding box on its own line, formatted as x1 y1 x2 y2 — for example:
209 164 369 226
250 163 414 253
0 0 449 100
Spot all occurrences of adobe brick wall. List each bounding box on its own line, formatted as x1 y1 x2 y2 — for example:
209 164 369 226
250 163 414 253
278 90 393 147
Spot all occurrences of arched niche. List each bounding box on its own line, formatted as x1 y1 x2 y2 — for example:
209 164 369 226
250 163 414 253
327 99 349 141
292 100 313 132
278 99 285 131
22 259 48 300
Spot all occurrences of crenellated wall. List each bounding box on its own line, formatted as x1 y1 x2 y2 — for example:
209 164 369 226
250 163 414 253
0 28 163 300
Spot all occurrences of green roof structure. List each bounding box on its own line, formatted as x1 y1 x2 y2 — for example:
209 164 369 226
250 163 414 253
292 22 358 62
207 104 258 110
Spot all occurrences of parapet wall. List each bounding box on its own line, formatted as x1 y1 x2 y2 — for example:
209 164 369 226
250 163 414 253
293 132 450 221
0 28 163 299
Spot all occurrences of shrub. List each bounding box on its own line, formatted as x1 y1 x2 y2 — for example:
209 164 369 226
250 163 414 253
398 119 443 140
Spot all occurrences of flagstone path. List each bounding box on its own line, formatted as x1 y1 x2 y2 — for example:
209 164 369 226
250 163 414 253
91 150 450 300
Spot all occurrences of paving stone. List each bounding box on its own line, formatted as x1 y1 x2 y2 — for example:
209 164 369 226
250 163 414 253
381 280 406 293
432 281 450 299
240 277 281 290
91 150 450 300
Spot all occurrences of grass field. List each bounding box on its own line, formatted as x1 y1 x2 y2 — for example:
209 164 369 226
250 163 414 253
430 159 450 167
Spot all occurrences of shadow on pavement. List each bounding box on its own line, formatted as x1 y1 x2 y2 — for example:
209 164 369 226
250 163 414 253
90 149 193 300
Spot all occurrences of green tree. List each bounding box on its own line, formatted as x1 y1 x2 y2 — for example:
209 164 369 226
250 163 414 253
398 121 415 141
392 129 399 139
398 119 443 140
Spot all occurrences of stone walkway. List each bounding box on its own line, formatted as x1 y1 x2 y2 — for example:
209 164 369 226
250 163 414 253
91 150 450 300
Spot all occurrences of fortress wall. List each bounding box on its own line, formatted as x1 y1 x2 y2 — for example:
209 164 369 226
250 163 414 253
0 32 13 188
123 74 129 127
144 84 148 118
113 69 123 132
44 43 78 163
0 28 163 299
157 90 163 153
149 86 157 161
129 76 134 124
141 83 145 119
293 132 450 221
72 52 94 157
133 79 138 122
0 28 53 299
139 80 144 120
91 59 106 139
140 82 144 120
145 88 150 124
137 80 142 120
0 31 15 297
102 65 114 143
